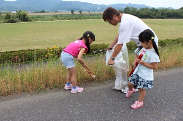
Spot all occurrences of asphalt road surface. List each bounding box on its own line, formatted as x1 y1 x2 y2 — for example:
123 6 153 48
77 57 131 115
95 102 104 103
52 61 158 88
0 67 183 121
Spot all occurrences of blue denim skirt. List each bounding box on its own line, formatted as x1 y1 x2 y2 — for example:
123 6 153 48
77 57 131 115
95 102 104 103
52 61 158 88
61 51 76 69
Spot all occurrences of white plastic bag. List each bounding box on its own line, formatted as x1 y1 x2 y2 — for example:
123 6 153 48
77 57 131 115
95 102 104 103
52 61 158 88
106 43 129 91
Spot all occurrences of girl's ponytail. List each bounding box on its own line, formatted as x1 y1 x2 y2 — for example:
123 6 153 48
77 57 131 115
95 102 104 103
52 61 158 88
151 37 159 56
79 31 95 54
85 35 90 54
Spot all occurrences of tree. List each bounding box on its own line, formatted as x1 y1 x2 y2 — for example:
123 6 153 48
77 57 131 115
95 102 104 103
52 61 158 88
71 10 74 14
123 6 131 14
178 7 183 18
5 12 11 20
138 8 152 18
118 9 123 13
79 10 82 14
19 11 29 21
15 10 22 19
16 10 30 22
40 10 46 13
179 7 183 10
4 12 17 23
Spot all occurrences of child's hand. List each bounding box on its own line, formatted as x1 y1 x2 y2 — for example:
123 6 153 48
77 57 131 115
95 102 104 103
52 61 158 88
136 59 144 64
133 61 136 67
82 63 87 67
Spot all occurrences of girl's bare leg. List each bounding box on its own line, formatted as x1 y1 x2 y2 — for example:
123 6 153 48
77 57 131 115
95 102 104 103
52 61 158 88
138 89 146 102
68 67 77 87
127 82 134 91
66 71 71 83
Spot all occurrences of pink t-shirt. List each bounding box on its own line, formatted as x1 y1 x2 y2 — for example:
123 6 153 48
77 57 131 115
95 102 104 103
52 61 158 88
63 40 88 57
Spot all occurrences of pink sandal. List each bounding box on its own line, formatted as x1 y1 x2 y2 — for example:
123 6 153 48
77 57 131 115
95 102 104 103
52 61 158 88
131 100 143 109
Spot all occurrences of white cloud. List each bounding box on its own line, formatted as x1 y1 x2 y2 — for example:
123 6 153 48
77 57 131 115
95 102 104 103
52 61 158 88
5 0 16 1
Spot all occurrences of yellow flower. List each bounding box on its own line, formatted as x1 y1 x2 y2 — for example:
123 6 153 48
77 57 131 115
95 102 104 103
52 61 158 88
45 55 48 57
53 45 59 49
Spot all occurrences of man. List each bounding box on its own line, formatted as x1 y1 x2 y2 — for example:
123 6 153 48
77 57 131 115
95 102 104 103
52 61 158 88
103 7 158 92
103 7 158 65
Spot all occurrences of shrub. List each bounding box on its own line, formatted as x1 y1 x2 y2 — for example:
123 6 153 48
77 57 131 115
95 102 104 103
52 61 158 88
0 38 182 65
158 38 183 47
3 18 17 23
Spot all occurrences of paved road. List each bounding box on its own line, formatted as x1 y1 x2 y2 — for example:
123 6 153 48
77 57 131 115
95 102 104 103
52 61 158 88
0 67 183 121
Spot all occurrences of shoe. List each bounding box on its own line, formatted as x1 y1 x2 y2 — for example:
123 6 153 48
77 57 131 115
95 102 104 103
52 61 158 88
121 86 128 94
64 84 72 90
125 88 135 98
112 86 121 91
71 86 83 93
131 100 143 109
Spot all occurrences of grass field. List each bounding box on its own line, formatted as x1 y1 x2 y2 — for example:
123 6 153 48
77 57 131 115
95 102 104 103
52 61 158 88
0 19 183 95
0 19 183 52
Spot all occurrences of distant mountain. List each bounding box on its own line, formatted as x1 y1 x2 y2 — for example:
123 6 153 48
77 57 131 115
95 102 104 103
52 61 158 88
0 0 172 12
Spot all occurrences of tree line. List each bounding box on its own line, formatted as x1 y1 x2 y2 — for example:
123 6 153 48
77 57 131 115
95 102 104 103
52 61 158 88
0 6 183 23
120 6 183 19
1 10 31 23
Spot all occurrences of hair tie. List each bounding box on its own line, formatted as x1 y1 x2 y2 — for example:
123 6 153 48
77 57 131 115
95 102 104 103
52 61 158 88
87 34 90 37
151 37 154 40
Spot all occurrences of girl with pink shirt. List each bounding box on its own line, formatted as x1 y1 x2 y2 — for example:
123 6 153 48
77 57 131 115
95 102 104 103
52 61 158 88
61 31 95 94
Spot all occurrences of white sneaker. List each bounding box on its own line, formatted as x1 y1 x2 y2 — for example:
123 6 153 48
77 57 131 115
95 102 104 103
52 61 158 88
112 86 121 91
121 86 128 93
71 86 83 94
121 86 138 93
64 84 72 90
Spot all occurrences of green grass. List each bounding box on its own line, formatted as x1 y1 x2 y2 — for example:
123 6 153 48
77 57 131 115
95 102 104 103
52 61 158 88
0 44 183 95
143 19 183 40
0 19 183 52
0 19 183 95
0 20 117 52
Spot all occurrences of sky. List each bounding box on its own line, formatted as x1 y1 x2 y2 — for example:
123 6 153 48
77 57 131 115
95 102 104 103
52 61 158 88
4 0 183 9
62 0 183 9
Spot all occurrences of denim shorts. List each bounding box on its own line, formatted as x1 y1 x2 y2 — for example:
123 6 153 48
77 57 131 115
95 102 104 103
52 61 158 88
61 51 76 69
128 74 153 89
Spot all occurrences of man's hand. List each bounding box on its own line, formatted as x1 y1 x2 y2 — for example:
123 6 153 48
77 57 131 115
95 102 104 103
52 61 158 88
107 45 113 51
108 59 115 65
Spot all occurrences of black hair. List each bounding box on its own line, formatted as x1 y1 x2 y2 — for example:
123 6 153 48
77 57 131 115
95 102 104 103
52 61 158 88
139 29 159 56
102 7 120 22
79 31 95 54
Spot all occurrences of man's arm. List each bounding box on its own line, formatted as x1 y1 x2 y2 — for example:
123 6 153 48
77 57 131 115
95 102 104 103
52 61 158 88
107 44 123 65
